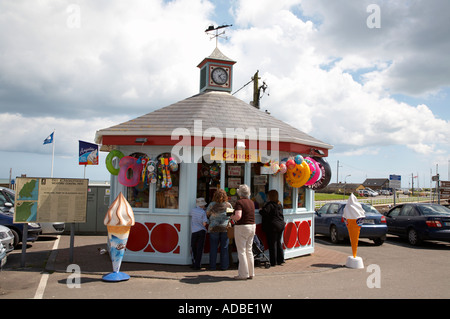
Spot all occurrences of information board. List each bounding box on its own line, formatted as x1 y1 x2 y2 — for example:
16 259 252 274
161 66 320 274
14 177 88 223
389 174 401 189
440 181 450 199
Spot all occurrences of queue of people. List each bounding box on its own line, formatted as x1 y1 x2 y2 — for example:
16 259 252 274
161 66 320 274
189 185 285 279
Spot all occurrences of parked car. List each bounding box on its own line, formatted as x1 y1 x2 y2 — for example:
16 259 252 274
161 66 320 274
315 202 387 245
0 207 41 248
365 188 379 196
0 187 41 247
0 242 7 267
0 225 14 253
360 189 377 197
384 203 450 245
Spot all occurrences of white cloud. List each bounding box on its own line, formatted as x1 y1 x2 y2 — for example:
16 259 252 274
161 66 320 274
0 0 449 170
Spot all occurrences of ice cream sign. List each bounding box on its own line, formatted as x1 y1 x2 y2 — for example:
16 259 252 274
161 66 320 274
343 194 366 269
102 192 135 282
79 140 98 165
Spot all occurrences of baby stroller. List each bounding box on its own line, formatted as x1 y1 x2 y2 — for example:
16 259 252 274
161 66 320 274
252 234 271 269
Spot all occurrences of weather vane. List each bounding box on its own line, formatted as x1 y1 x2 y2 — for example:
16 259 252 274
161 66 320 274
205 24 232 48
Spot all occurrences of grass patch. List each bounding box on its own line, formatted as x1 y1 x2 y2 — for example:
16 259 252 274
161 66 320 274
314 193 362 201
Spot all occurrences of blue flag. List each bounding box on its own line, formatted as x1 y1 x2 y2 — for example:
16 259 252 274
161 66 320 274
43 132 54 145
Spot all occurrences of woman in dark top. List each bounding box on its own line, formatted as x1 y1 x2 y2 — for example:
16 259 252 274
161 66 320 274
230 184 256 280
259 190 285 266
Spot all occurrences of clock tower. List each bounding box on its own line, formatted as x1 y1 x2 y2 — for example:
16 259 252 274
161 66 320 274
197 47 236 93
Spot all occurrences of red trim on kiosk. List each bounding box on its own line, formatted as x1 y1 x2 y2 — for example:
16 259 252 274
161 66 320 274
101 135 329 157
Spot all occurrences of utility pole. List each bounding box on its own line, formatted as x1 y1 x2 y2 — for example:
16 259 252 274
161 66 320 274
252 71 261 109
336 160 342 183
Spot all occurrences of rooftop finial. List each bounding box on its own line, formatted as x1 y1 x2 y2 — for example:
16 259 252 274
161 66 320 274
205 24 232 48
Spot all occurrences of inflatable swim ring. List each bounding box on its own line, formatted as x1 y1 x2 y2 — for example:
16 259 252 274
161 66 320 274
305 157 321 186
118 156 143 187
308 157 332 191
285 159 311 188
105 150 124 175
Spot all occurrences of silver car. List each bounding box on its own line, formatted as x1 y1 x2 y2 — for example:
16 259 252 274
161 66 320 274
0 242 7 267
0 224 14 253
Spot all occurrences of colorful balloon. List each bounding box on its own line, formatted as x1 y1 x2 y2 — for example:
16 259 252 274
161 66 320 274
294 155 304 164
286 159 296 170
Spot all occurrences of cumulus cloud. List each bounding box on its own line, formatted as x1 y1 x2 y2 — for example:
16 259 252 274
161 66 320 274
226 0 450 158
0 0 449 168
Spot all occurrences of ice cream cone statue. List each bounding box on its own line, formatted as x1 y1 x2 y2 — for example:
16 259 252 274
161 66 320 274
343 194 365 269
102 192 135 281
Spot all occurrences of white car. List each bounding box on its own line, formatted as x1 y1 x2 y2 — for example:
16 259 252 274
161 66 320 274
0 225 14 253
40 222 65 234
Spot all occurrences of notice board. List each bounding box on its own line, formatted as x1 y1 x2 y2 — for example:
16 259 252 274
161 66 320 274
14 177 88 223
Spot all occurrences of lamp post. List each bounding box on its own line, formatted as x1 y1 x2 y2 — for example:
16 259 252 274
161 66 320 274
344 174 351 199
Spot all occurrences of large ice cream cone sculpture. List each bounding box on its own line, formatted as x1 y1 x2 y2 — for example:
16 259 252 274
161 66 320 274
343 194 365 268
102 192 135 281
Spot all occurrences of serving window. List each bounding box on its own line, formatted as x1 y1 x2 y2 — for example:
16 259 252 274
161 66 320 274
251 162 269 209
155 153 179 209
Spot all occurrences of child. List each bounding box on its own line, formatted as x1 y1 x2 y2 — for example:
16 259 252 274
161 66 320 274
190 198 208 270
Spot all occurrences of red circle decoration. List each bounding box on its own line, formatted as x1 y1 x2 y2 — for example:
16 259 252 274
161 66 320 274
283 222 298 249
150 223 179 253
126 222 149 252
298 221 311 246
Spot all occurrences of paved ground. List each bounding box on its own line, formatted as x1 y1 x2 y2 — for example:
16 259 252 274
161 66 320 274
49 235 349 280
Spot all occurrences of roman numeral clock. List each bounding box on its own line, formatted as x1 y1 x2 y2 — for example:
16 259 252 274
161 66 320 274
197 47 236 93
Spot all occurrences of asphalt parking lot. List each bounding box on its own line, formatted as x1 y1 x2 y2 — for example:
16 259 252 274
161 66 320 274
1 233 449 301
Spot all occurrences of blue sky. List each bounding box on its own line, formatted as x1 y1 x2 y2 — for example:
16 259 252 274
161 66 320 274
0 0 449 189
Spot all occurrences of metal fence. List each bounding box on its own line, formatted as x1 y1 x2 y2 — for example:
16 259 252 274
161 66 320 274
314 195 433 210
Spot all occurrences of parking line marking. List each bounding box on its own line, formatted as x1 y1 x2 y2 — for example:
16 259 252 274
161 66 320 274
33 235 61 299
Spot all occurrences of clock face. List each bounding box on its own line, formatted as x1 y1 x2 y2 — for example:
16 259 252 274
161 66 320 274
211 67 228 85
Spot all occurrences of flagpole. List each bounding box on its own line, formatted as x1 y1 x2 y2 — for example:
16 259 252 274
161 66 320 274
51 129 55 177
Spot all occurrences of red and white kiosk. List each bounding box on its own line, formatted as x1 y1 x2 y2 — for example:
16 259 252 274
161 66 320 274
95 48 333 265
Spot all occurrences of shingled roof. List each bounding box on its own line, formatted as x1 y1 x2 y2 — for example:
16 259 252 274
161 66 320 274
95 90 333 153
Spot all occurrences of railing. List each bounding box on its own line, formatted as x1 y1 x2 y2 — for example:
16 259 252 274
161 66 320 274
314 195 433 210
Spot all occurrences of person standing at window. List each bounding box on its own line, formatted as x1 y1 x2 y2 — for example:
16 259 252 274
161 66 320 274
190 198 208 270
207 189 232 270
231 184 256 280
259 190 285 266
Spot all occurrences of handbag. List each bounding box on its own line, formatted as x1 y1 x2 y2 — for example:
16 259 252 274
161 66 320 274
226 219 234 239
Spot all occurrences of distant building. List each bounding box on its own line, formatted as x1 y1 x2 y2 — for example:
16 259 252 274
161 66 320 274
363 178 389 190
322 182 364 194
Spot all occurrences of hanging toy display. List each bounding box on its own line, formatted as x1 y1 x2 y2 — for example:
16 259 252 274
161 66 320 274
285 155 311 188
169 157 178 172
164 157 172 188
279 161 287 174
147 160 158 184
156 153 178 189
308 156 332 191
117 152 149 187
105 150 125 175
209 164 220 178
304 157 321 186
270 161 281 175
